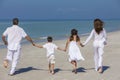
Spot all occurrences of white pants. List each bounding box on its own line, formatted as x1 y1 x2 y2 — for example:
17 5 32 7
93 40 104 71
6 48 21 74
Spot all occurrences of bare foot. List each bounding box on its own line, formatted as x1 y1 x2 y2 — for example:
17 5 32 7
3 60 8 68
98 67 103 73
51 70 54 75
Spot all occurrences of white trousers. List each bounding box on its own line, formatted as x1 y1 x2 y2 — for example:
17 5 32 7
6 48 21 74
93 40 104 71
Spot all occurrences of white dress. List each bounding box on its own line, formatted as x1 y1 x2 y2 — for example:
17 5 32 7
68 41 85 62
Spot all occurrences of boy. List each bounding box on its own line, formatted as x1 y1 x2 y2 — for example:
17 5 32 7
34 36 64 74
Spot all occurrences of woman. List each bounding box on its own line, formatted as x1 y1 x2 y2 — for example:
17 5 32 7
83 18 107 73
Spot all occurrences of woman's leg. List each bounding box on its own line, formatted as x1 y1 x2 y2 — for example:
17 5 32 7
94 47 99 71
98 47 104 73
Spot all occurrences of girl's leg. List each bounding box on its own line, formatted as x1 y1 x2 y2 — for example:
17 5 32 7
71 60 77 74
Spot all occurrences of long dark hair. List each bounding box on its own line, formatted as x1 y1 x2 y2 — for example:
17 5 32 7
70 29 80 41
94 18 104 34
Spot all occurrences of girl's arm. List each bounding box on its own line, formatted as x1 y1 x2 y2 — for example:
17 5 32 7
64 39 70 51
77 39 84 47
34 44 43 48
83 29 94 46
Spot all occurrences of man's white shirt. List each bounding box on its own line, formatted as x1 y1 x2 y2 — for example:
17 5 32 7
3 25 27 50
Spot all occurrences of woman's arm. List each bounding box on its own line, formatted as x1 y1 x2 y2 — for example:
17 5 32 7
83 29 94 46
103 28 107 45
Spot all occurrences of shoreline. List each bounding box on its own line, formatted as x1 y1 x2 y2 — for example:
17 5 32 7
0 30 120 49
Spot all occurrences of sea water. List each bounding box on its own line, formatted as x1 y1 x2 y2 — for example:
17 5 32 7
0 19 120 48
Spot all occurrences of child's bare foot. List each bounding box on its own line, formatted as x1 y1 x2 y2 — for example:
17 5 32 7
3 60 8 68
74 69 77 74
72 69 77 74
72 69 75 72
49 70 52 73
51 70 54 75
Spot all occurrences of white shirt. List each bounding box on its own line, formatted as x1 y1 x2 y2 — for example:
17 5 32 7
83 28 107 45
43 42 58 57
3 25 27 50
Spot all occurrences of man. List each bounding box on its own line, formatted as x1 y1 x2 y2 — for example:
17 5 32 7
2 18 34 76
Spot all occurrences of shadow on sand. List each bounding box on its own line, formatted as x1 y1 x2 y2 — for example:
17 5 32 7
14 67 41 75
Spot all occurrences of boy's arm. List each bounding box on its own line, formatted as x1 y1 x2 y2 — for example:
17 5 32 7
34 44 43 48
57 47 65 51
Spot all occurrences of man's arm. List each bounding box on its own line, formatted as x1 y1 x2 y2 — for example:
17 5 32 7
34 44 43 48
2 35 8 45
25 36 34 46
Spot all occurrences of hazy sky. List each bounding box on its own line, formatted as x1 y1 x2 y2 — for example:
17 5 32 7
0 0 120 20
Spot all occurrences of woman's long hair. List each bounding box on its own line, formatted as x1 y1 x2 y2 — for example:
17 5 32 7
70 29 80 41
94 19 104 34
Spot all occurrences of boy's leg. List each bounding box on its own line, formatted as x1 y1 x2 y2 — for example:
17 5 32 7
48 63 51 73
49 55 55 74
51 63 55 74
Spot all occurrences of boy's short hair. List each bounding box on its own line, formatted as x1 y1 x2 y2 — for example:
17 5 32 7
47 36 52 42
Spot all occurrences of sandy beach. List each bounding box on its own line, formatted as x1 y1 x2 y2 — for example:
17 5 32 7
0 31 120 80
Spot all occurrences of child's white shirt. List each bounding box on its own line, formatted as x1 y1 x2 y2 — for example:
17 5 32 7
43 42 58 57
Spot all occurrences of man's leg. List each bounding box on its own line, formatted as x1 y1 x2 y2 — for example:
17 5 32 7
3 50 13 68
10 49 21 75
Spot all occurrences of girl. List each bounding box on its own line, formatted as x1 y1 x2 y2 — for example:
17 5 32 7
83 18 107 73
65 29 85 74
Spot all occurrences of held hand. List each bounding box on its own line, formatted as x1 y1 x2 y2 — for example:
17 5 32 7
64 49 67 52
32 43 35 46
4 41 8 45
63 49 66 52
80 43 84 47
104 41 107 45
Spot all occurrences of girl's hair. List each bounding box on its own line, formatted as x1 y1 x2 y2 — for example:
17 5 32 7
70 29 80 41
94 18 104 34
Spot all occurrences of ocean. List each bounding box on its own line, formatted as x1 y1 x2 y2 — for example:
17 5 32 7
0 19 120 47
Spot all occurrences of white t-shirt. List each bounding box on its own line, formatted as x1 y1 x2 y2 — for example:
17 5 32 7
3 25 27 50
43 42 58 57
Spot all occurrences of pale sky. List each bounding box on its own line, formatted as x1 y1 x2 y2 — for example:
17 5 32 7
0 0 120 20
